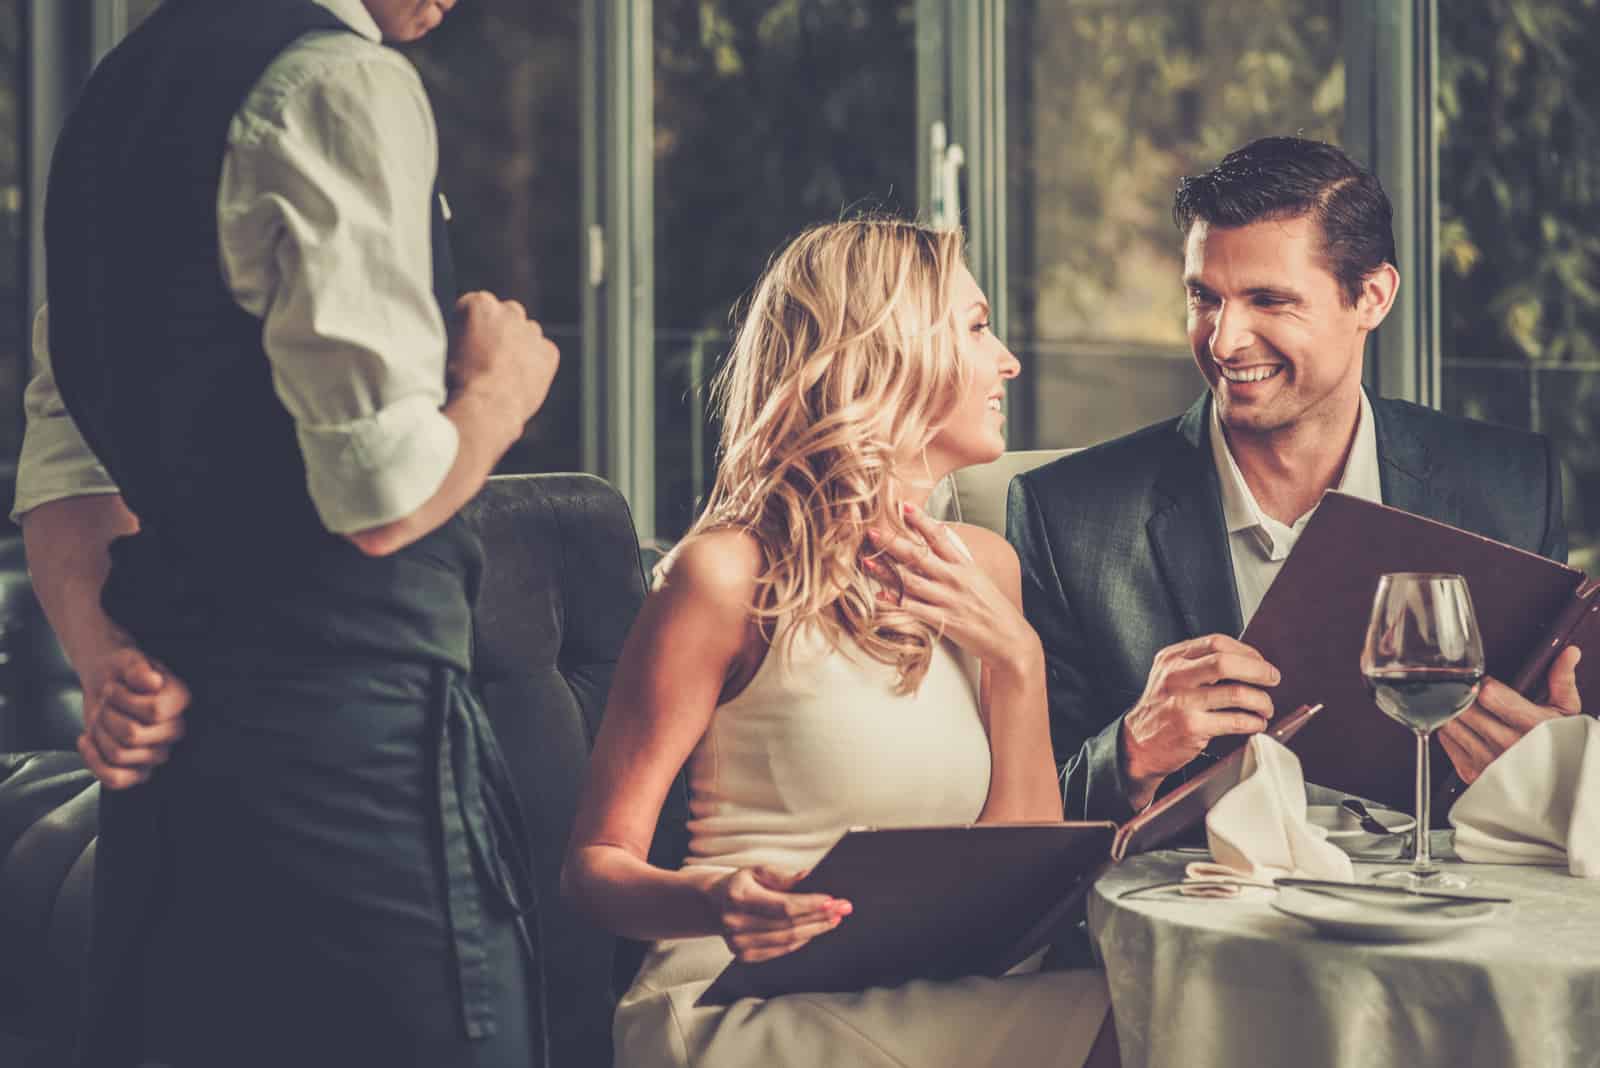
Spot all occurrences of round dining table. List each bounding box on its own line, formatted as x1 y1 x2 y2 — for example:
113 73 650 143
1088 842 1600 1068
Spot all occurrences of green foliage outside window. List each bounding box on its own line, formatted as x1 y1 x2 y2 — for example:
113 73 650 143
1439 0 1600 568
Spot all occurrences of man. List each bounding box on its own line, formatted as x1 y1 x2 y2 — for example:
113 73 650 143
1008 137 1582 823
17 0 557 1063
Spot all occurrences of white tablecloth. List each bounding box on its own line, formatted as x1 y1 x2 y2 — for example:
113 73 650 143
1089 841 1600 1068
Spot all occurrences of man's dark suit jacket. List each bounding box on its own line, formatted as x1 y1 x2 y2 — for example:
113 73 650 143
1007 393 1567 822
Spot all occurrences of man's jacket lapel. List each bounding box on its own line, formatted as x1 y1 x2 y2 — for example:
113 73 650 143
1147 395 1245 640
1372 397 1450 524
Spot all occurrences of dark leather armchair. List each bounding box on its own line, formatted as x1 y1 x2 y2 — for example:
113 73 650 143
0 473 687 1066
463 473 689 1065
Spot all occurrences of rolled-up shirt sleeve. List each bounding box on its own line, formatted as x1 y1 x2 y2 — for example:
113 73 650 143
219 41 456 535
11 305 121 522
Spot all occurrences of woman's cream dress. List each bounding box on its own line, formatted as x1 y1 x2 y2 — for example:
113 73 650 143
614 607 1110 1068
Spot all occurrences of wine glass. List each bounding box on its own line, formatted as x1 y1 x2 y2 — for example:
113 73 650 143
1359 573 1485 889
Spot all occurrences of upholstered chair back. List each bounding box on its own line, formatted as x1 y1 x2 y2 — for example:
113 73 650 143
463 473 689 1067
0 752 97 1053
928 448 1077 534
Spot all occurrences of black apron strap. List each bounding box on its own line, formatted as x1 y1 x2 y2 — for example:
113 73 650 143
432 666 547 1058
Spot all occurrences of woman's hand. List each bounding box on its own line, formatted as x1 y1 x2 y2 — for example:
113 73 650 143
864 504 1042 680
702 866 852 963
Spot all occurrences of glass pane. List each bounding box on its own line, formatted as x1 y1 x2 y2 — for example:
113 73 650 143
128 0 165 30
1439 1 1600 572
653 0 920 539
1006 0 1344 449
0 0 20 480
408 1 583 474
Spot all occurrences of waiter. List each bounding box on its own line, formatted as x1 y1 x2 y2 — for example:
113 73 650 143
15 0 557 1063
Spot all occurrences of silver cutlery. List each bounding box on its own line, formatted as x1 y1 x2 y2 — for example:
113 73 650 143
1341 798 1404 837
1274 877 1509 905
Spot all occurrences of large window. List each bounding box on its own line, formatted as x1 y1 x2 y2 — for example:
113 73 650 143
1005 0 1345 449
0 1 19 488
409 1 584 475
651 0 921 539
127 0 163 29
1439 0 1600 571
7 1 1595 561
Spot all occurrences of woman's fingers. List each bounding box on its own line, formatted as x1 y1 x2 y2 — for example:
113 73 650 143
714 865 853 961
723 868 837 920
900 504 966 563
893 594 947 634
870 563 953 610
728 913 847 962
865 533 937 579
720 906 838 933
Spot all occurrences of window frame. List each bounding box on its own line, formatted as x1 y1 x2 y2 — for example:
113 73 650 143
24 0 1441 539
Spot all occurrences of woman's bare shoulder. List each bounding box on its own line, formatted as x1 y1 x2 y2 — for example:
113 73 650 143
945 522 1020 584
654 527 765 612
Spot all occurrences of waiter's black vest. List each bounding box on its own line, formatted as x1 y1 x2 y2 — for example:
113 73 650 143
45 0 478 664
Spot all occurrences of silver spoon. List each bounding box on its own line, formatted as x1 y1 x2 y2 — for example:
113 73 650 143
1341 798 1403 836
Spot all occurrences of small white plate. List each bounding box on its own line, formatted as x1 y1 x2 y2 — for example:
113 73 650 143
1307 804 1415 854
1271 885 1500 942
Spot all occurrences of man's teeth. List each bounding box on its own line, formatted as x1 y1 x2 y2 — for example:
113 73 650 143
986 398 1003 410
1217 363 1283 383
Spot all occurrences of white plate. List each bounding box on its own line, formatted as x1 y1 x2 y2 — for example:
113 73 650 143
1307 803 1415 855
1270 885 1500 942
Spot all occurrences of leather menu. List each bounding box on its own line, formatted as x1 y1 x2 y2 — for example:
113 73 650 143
1234 491 1600 809
697 703 1320 1005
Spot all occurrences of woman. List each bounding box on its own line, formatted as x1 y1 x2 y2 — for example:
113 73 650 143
562 219 1114 1067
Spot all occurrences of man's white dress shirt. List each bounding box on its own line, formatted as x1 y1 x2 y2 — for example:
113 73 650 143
1209 389 1384 627
13 0 456 534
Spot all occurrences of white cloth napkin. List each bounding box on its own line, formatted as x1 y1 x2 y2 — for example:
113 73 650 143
1450 715 1600 878
1184 734 1354 893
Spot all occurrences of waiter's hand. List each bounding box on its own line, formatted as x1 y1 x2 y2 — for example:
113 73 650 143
1120 634 1280 810
77 646 191 790
449 292 560 426
1439 645 1582 785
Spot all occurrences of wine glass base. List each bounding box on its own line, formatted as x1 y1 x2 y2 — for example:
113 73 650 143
1372 868 1470 890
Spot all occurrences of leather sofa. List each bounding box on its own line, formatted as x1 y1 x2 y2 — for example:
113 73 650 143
0 473 687 1067
0 538 86 754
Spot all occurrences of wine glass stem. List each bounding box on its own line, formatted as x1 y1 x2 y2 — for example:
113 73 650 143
1413 729 1433 876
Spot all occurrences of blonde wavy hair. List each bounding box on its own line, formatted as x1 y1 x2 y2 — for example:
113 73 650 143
681 218 973 693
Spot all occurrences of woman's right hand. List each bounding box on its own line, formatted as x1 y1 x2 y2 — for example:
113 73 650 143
702 866 852 962
865 504 1042 681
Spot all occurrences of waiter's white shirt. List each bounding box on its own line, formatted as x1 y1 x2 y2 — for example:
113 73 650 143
12 0 456 534
1210 389 1384 627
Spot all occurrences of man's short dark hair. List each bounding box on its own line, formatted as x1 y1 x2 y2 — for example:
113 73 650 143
1173 137 1397 306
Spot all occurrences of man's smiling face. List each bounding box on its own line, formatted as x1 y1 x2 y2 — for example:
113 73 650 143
1183 214 1373 438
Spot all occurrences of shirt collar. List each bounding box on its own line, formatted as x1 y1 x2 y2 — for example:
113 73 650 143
1209 389 1382 548
312 0 383 42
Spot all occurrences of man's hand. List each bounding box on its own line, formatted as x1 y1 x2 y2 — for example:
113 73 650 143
1120 634 1281 810
77 646 191 790
1439 645 1582 785
448 292 561 428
